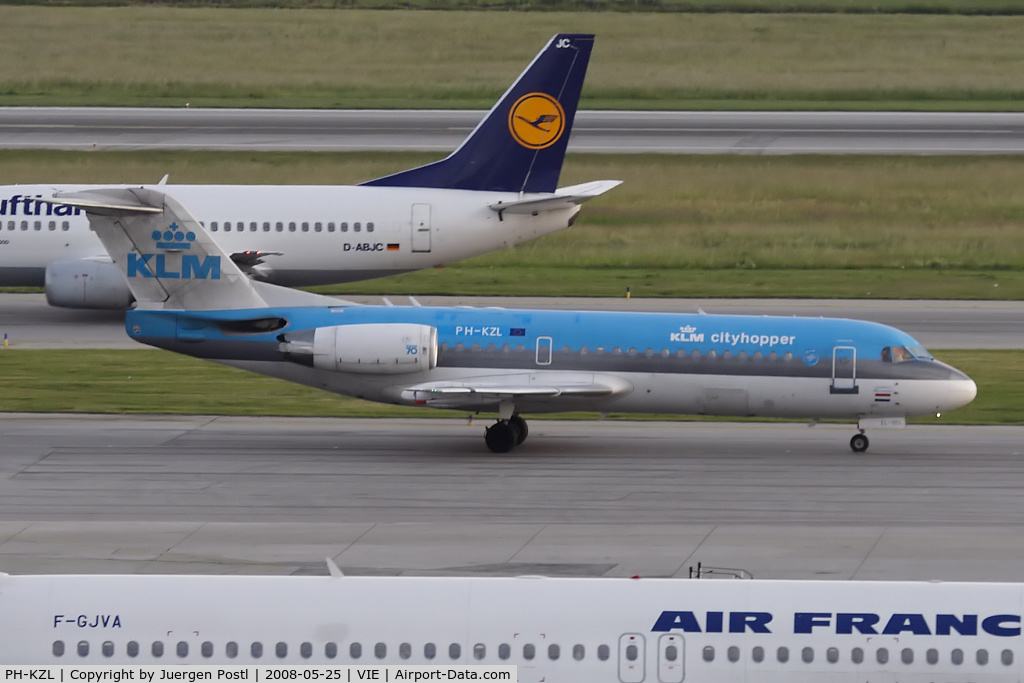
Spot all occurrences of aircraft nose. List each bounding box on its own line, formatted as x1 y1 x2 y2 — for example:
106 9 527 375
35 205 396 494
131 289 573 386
939 367 977 412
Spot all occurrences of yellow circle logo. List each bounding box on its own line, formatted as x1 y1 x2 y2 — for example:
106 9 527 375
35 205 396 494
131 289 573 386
508 93 566 150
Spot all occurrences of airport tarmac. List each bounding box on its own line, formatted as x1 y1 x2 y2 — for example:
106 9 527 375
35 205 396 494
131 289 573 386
2 414 1023 582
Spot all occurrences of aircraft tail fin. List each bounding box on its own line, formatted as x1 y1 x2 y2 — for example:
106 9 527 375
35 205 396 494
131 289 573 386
51 188 268 310
362 34 594 194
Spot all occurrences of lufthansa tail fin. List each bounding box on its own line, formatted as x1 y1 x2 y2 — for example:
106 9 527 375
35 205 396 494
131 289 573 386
362 34 594 194
51 188 268 311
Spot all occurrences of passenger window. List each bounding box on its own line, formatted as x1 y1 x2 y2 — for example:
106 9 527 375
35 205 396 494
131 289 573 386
801 647 813 663
276 642 288 658
375 642 386 659
288 222 296 232
53 641 65 657
776 646 789 663
251 642 263 659
328 222 335 232
224 222 231 232
572 644 584 661
851 647 864 664
315 222 323 233
473 644 485 660
548 644 559 660
104 640 117 657
752 646 764 663
341 222 348 232
325 643 337 659
1002 649 1014 665
152 641 164 658
876 648 888 664
702 646 714 662
302 222 309 232
354 222 361 232
202 642 214 658
49 221 56 230
276 222 283 232
127 641 139 657
226 642 238 658
499 644 510 660
400 643 411 659
726 645 738 662
211 222 218 231
250 222 257 232
424 643 436 659
300 643 312 659
977 649 989 665
177 641 188 658
78 641 89 657
449 643 461 660
367 222 374 233
901 648 913 664
926 648 938 664
826 647 839 663
597 645 610 661
524 644 536 660
263 222 271 232
952 648 964 665
62 221 70 231
21 221 28 230
350 643 362 659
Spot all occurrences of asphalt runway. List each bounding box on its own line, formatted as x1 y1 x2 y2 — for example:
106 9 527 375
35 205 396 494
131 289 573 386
1 415 1023 581
1 293 1021 350
3 108 1024 154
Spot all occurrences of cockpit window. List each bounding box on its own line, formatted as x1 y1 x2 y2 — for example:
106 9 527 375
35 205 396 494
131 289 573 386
881 345 933 363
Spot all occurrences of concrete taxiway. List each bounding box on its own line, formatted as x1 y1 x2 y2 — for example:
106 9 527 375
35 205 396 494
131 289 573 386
1 414 1023 581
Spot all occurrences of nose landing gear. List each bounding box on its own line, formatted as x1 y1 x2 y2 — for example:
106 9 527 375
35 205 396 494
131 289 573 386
850 431 869 453
484 414 529 453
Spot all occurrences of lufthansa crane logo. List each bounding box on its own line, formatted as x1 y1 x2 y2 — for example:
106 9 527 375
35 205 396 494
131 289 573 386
508 93 566 150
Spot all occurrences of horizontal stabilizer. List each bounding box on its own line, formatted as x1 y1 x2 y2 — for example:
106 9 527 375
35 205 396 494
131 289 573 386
488 180 622 215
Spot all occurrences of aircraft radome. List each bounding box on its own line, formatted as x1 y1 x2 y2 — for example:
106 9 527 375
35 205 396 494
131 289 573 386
49 185 977 454
0 34 618 309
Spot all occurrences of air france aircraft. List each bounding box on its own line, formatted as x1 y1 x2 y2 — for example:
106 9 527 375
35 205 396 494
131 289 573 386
0 33 618 309
51 186 976 453
4 570 1024 682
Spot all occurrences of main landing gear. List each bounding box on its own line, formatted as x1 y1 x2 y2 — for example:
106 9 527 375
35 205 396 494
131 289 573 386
850 431 869 453
485 414 529 453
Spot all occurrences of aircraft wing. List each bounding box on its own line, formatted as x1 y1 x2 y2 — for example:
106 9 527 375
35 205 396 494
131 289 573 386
488 180 622 215
400 372 632 409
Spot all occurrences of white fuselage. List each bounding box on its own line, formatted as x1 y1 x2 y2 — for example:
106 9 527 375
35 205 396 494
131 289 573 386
0 184 577 287
2 573 1021 682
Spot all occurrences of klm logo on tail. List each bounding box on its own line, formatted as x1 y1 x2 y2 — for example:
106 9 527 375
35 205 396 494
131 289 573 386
128 223 221 280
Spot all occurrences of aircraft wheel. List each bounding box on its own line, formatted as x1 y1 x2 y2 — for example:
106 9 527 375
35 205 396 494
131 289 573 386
509 414 529 445
485 421 518 454
850 433 869 453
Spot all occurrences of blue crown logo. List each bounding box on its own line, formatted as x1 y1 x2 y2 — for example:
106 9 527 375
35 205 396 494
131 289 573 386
153 223 196 251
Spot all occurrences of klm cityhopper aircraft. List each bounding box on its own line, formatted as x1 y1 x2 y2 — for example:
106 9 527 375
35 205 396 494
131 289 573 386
51 187 976 453
4 570 1024 682
0 34 618 309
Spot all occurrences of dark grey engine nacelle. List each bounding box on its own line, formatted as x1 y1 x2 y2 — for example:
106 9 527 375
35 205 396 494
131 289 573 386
45 259 133 310
312 323 438 375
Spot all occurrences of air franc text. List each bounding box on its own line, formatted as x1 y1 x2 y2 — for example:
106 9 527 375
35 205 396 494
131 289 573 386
652 610 1023 637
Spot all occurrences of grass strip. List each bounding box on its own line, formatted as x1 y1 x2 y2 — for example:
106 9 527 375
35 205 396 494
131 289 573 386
1 9 1023 110
0 348 1017 425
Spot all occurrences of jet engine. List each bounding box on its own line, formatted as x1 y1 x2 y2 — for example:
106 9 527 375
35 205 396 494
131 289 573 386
312 323 437 375
44 259 133 309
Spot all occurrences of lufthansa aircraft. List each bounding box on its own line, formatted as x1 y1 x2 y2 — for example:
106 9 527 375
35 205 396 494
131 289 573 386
50 185 976 453
4 570 1024 682
0 34 618 308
